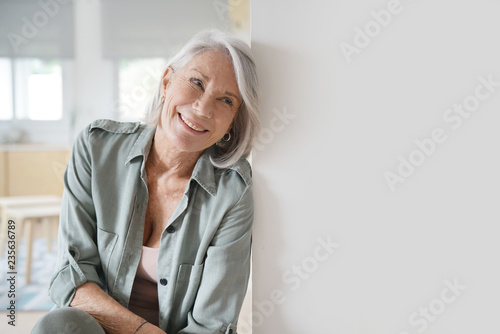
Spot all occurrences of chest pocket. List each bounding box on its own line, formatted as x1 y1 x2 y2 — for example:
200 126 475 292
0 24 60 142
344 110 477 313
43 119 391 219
97 227 118 292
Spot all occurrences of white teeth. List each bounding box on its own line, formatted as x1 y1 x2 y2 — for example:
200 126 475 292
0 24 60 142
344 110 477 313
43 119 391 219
180 114 205 132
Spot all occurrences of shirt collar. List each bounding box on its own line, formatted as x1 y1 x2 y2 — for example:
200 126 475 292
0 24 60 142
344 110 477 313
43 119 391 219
191 147 252 196
190 146 217 196
125 125 155 164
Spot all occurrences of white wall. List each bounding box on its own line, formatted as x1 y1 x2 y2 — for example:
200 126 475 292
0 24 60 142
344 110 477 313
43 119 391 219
251 0 500 333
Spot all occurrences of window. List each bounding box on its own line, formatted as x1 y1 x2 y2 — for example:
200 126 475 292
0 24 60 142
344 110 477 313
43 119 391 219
0 0 74 144
0 58 63 121
116 58 168 121
16 58 63 121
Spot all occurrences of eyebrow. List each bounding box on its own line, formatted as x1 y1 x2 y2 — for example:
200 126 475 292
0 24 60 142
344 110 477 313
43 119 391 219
192 69 209 81
192 68 241 102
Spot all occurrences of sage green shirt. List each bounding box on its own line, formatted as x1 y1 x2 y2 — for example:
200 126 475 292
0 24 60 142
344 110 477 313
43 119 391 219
49 119 253 334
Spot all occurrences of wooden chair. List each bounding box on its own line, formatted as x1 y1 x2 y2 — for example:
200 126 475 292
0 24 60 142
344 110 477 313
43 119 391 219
0 196 61 284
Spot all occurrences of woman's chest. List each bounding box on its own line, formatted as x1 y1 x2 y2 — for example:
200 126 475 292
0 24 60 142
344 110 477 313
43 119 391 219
143 177 188 246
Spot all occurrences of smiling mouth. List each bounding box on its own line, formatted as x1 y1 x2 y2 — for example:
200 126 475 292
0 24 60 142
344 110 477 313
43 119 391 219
179 113 207 132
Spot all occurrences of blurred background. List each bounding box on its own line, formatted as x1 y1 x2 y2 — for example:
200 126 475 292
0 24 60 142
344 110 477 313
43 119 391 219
0 0 250 332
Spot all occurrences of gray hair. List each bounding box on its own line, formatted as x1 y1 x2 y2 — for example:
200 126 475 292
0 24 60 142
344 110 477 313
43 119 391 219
143 29 260 168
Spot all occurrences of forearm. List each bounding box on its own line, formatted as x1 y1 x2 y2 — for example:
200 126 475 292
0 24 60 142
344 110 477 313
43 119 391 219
70 282 165 334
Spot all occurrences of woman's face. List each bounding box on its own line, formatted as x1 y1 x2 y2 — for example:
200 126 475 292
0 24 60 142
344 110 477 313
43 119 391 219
158 49 241 154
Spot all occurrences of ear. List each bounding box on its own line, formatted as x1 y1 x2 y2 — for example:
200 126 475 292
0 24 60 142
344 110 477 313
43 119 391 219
161 66 175 97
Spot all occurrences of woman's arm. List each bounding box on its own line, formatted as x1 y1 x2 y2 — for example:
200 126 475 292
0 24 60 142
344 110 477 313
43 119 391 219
70 282 166 334
50 126 164 333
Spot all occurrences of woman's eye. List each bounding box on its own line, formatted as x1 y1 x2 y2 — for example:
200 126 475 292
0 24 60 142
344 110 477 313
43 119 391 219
191 78 203 88
222 97 234 106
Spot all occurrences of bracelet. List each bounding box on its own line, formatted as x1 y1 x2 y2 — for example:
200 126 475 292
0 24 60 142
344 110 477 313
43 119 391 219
134 320 149 334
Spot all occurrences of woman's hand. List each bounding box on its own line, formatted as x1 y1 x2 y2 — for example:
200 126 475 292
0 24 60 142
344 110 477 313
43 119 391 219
70 282 166 334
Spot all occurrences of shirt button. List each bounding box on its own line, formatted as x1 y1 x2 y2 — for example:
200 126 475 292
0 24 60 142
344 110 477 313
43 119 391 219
69 250 75 257
160 278 168 286
228 329 233 334
166 225 175 233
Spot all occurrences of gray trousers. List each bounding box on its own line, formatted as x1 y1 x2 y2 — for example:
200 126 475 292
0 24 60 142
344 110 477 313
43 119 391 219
31 307 106 334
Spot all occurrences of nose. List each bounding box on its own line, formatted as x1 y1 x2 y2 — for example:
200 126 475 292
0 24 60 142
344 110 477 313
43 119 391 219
192 94 214 118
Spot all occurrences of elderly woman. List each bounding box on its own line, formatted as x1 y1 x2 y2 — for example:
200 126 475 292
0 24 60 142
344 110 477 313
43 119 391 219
32 29 260 334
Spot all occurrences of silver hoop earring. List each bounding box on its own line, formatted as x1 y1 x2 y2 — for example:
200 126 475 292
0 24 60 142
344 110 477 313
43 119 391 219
222 132 231 142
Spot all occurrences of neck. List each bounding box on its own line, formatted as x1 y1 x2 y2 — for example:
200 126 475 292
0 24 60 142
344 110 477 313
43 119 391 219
148 128 203 178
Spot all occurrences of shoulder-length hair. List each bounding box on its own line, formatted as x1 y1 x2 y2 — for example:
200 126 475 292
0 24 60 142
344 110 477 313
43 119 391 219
143 29 260 169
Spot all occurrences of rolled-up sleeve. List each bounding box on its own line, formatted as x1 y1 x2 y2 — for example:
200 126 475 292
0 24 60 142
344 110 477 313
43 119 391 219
49 126 105 307
179 185 253 334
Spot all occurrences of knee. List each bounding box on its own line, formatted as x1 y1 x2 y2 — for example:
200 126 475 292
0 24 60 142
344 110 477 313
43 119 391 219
31 307 104 334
